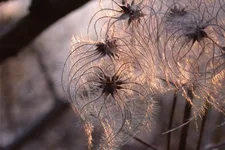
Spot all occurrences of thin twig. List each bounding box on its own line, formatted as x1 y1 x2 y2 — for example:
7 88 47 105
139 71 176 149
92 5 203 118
133 136 158 150
196 102 209 150
167 91 177 150
163 119 192 135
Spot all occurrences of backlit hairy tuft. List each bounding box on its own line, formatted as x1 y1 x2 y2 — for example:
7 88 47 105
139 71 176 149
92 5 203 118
62 0 225 149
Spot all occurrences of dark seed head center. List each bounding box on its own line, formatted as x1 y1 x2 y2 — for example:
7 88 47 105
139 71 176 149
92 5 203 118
95 40 117 58
98 74 124 96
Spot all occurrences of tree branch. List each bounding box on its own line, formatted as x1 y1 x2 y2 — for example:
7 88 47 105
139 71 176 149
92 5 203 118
0 0 89 63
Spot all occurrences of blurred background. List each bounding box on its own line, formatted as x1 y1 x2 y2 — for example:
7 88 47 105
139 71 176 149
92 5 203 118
0 0 96 149
0 0 224 150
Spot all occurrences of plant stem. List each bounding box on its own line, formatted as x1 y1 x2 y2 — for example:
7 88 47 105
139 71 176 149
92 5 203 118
178 88 193 150
196 102 209 150
133 136 158 150
167 91 177 150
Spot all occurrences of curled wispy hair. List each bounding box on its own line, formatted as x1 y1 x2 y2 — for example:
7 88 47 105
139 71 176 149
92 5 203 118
62 34 140 99
156 2 225 84
209 69 225 113
88 0 153 38
62 0 225 149
165 4 188 22
66 60 158 149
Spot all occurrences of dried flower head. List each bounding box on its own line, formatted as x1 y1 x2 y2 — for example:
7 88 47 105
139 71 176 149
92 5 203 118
88 0 147 37
157 3 225 81
165 5 188 22
94 39 119 59
62 0 225 149
114 0 145 26
66 60 158 149
62 35 129 94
